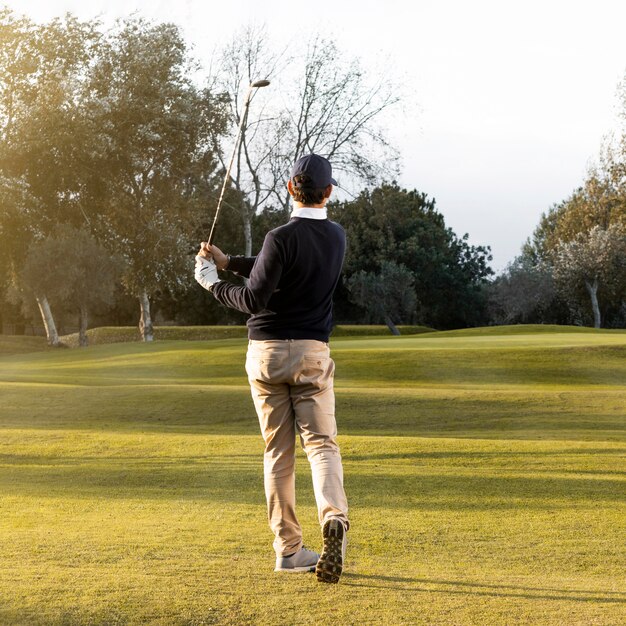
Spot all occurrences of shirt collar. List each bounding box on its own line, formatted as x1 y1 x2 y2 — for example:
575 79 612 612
290 207 327 220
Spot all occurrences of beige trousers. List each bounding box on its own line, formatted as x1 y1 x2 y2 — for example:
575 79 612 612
245 339 349 557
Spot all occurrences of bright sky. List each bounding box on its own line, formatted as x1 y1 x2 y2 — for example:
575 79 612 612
6 0 626 271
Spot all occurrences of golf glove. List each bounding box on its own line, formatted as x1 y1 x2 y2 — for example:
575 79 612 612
194 255 221 291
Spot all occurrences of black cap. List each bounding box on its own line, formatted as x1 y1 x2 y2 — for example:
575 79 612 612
290 154 337 188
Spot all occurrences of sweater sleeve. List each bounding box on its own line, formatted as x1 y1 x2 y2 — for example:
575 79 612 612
226 255 256 278
211 232 283 314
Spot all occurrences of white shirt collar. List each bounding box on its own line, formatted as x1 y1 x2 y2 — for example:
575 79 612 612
290 207 327 220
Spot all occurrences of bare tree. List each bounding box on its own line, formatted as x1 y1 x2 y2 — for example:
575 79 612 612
273 39 401 213
213 30 402 254
212 26 284 255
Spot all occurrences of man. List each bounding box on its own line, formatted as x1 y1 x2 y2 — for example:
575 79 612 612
194 154 349 584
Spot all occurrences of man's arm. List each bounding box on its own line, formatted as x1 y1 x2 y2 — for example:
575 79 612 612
210 233 284 315
203 243 256 278
225 255 256 278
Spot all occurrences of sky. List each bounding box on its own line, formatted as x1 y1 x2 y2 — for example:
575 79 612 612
6 0 626 271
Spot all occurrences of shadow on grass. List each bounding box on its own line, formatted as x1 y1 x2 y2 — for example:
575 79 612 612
2 454 625 508
342 573 626 603
1 385 625 440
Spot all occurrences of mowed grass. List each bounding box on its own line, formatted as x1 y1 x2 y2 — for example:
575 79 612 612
0 328 625 625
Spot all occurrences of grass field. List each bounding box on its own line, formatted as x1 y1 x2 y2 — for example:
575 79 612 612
0 327 625 625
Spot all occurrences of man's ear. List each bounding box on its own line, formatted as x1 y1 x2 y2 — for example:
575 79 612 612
287 179 295 197
324 184 333 199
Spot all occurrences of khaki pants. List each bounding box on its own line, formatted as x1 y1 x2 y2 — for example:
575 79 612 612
245 339 349 557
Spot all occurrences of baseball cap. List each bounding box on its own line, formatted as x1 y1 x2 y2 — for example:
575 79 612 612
290 154 337 188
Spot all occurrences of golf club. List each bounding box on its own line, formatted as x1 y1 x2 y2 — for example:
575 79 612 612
207 79 270 246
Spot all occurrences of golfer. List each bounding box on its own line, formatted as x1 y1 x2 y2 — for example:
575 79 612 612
194 154 349 584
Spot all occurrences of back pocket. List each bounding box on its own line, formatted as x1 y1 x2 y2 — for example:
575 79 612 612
297 356 333 385
245 356 285 383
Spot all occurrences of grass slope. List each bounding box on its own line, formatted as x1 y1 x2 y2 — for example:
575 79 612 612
56 324 434 348
3 323 611 354
421 323 625 337
0 330 625 625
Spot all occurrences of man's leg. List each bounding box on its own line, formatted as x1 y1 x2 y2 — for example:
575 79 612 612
246 342 303 558
289 341 349 530
288 340 349 583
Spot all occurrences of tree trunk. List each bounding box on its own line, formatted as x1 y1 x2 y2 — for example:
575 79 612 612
243 213 253 257
35 295 60 346
384 316 401 336
78 305 89 347
585 279 601 328
138 290 154 341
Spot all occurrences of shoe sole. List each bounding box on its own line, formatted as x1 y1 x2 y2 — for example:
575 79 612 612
316 519 344 584
274 565 316 573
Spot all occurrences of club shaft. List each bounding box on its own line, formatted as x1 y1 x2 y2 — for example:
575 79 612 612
207 87 254 246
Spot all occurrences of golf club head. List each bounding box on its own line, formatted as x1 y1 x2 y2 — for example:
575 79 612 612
251 79 270 88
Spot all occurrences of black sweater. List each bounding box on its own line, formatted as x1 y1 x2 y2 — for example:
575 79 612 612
212 217 346 342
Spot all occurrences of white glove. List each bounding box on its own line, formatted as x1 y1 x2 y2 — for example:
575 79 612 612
194 255 221 291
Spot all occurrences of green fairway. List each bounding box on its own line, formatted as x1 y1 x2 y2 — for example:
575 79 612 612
1 329 625 624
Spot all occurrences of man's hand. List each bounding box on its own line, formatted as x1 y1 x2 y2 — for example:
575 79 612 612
194 254 220 291
198 242 229 271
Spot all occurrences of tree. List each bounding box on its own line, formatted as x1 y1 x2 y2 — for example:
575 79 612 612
525 166 625 266
346 262 417 334
552 224 626 328
330 183 493 329
0 8 35 143
271 39 400 212
521 158 626 327
17 225 119 346
0 174 64 344
0 9 98 345
83 17 227 340
214 29 401 256
515 71 626 329
559 175 621 239
0 177 28 334
212 26 283 257
486 255 565 325
0 173 53 338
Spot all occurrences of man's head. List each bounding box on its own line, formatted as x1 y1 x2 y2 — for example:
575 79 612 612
288 154 337 206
